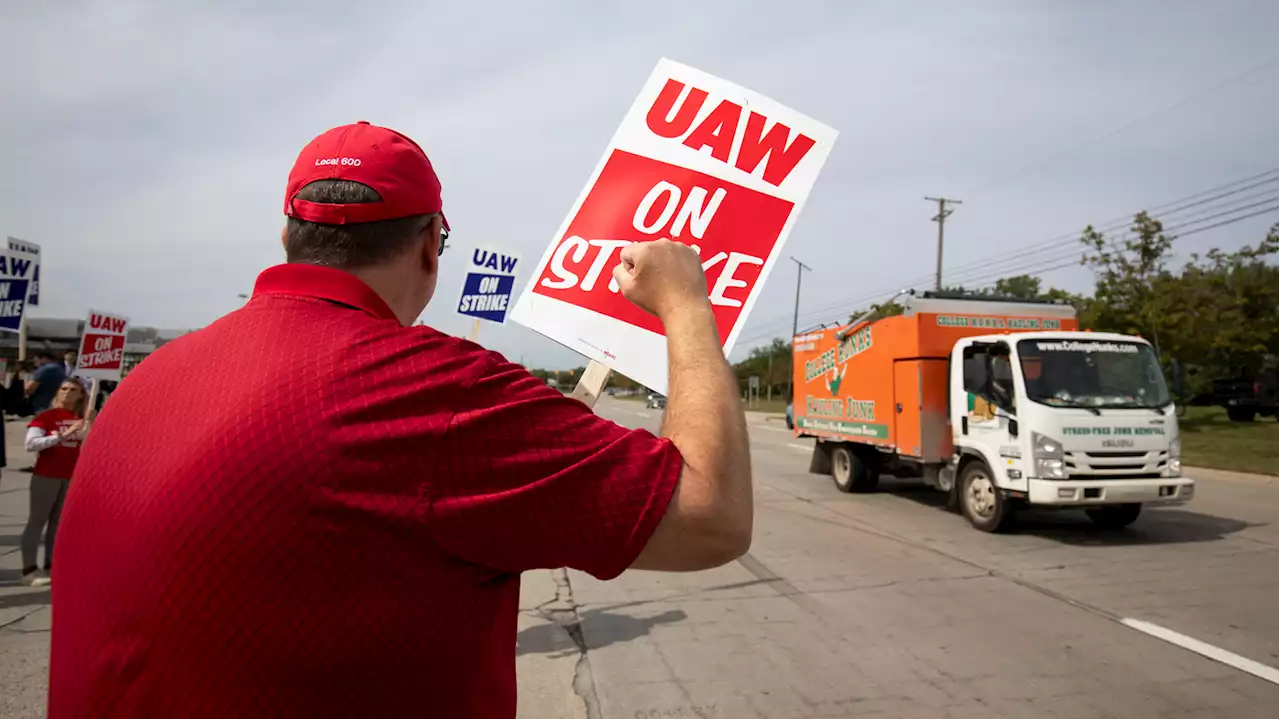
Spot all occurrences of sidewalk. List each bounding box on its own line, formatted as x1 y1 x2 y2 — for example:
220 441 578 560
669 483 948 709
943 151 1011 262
0 419 50 719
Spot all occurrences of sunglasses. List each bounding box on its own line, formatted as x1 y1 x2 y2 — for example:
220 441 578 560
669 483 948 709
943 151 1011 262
438 225 450 257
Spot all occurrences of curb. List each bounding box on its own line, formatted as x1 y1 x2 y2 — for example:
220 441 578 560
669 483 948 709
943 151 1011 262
1184 465 1277 485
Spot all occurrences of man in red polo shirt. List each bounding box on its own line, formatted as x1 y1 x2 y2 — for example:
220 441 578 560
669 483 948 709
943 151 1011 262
49 122 752 718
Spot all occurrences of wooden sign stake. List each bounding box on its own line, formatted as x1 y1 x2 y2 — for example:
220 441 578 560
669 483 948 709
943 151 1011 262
85 378 101 423
570 359 613 410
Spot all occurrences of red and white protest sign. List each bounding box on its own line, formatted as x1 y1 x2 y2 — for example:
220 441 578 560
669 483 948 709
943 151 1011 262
509 58 837 394
75 310 129 382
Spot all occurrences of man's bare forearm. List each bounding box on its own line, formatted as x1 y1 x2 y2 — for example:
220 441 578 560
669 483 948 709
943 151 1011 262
660 304 752 534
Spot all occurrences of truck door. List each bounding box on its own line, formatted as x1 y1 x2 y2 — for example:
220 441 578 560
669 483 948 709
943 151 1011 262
895 359 951 461
954 341 1018 462
893 361 922 457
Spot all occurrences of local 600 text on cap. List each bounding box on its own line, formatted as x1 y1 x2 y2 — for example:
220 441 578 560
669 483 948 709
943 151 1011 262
284 121 450 229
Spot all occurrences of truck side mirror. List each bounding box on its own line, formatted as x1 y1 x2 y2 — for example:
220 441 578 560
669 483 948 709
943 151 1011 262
996 409 1018 437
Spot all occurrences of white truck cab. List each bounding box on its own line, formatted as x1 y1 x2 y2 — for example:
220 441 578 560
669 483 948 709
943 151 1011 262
943 331 1193 531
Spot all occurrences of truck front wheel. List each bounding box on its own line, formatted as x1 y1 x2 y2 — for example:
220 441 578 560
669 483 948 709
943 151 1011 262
1085 503 1142 529
831 445 878 493
959 461 1013 533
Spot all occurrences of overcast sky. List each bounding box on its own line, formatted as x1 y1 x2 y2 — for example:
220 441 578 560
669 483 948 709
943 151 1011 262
2 0 1276 369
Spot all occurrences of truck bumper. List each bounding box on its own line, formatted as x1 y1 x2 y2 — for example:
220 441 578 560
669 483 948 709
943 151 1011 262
1026 477 1195 506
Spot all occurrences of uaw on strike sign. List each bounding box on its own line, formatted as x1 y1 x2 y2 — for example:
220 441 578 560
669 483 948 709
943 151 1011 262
509 58 837 394
0 247 33 334
76 310 129 382
457 247 520 324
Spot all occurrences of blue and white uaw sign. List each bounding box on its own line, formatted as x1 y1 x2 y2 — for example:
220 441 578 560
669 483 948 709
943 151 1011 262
0 248 32 334
5 237 39 307
457 247 520 325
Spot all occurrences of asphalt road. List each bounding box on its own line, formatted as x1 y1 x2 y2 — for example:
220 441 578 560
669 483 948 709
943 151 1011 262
516 397 1279 719
2 409 1275 719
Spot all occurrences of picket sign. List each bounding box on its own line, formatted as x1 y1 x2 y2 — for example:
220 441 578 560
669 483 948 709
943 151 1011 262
5 238 39 306
509 58 838 398
0 247 32 335
456 246 522 344
75 309 129 420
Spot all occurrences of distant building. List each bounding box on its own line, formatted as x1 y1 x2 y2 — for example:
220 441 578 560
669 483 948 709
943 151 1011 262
0 318 195 377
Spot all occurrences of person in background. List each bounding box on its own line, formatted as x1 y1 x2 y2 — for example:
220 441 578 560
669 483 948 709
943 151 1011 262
6 360 34 418
25 350 67 414
0 359 28 472
63 350 77 378
20 379 88 587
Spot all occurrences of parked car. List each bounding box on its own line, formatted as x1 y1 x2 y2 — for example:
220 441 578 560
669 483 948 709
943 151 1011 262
785 402 794 429
1213 365 1278 422
646 392 667 410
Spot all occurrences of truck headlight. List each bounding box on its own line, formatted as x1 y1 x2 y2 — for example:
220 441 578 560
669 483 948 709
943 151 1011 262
1032 431 1066 479
1166 438 1182 476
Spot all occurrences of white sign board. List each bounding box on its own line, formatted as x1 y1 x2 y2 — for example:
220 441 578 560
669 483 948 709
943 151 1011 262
0 248 32 334
5 237 39 306
456 247 520 325
75 309 130 382
509 58 837 394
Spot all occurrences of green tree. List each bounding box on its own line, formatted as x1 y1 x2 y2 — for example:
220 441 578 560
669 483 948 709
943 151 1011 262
1080 211 1173 350
1080 215 1278 395
847 299 907 325
989 274 1044 299
607 372 642 391
732 338 791 400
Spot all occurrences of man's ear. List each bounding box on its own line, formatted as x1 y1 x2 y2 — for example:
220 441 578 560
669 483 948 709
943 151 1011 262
420 215 442 272
280 225 288 255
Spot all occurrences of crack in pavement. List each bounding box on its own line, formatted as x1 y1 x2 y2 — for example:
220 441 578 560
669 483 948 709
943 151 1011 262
0 606 46 631
535 568 601 719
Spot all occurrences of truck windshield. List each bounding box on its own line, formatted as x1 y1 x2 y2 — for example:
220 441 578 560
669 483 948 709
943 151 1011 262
1017 339 1170 410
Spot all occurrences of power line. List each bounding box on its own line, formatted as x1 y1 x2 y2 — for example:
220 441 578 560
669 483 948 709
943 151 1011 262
773 57 1279 331
938 170 1277 279
734 170 1278 347
938 192 1280 288
732 49 1280 345
809 171 1272 326
958 205 1278 291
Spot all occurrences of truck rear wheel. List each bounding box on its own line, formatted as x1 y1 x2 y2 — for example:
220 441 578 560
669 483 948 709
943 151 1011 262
959 461 1012 533
831 445 878 493
1086 503 1142 529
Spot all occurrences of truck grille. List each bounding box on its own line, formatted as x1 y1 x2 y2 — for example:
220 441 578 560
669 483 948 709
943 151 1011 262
1064 450 1168 479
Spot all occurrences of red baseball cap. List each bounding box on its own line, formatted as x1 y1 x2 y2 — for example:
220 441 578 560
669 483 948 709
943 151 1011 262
284 121 449 229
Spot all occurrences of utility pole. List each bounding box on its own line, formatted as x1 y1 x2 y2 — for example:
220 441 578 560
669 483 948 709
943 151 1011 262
785 256 812 401
790 256 812 338
924 196 961 290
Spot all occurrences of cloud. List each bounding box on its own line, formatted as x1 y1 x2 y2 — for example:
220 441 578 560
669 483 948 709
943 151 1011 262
1 0 1274 371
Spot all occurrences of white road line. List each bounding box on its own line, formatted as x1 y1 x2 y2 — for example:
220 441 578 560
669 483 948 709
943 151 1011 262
786 444 812 453
1120 618 1279 684
753 425 791 433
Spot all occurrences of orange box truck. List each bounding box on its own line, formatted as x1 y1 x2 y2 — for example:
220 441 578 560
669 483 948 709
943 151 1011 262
791 292 1192 532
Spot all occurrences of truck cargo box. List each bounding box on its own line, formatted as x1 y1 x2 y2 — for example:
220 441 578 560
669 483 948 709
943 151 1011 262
791 296 1079 462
